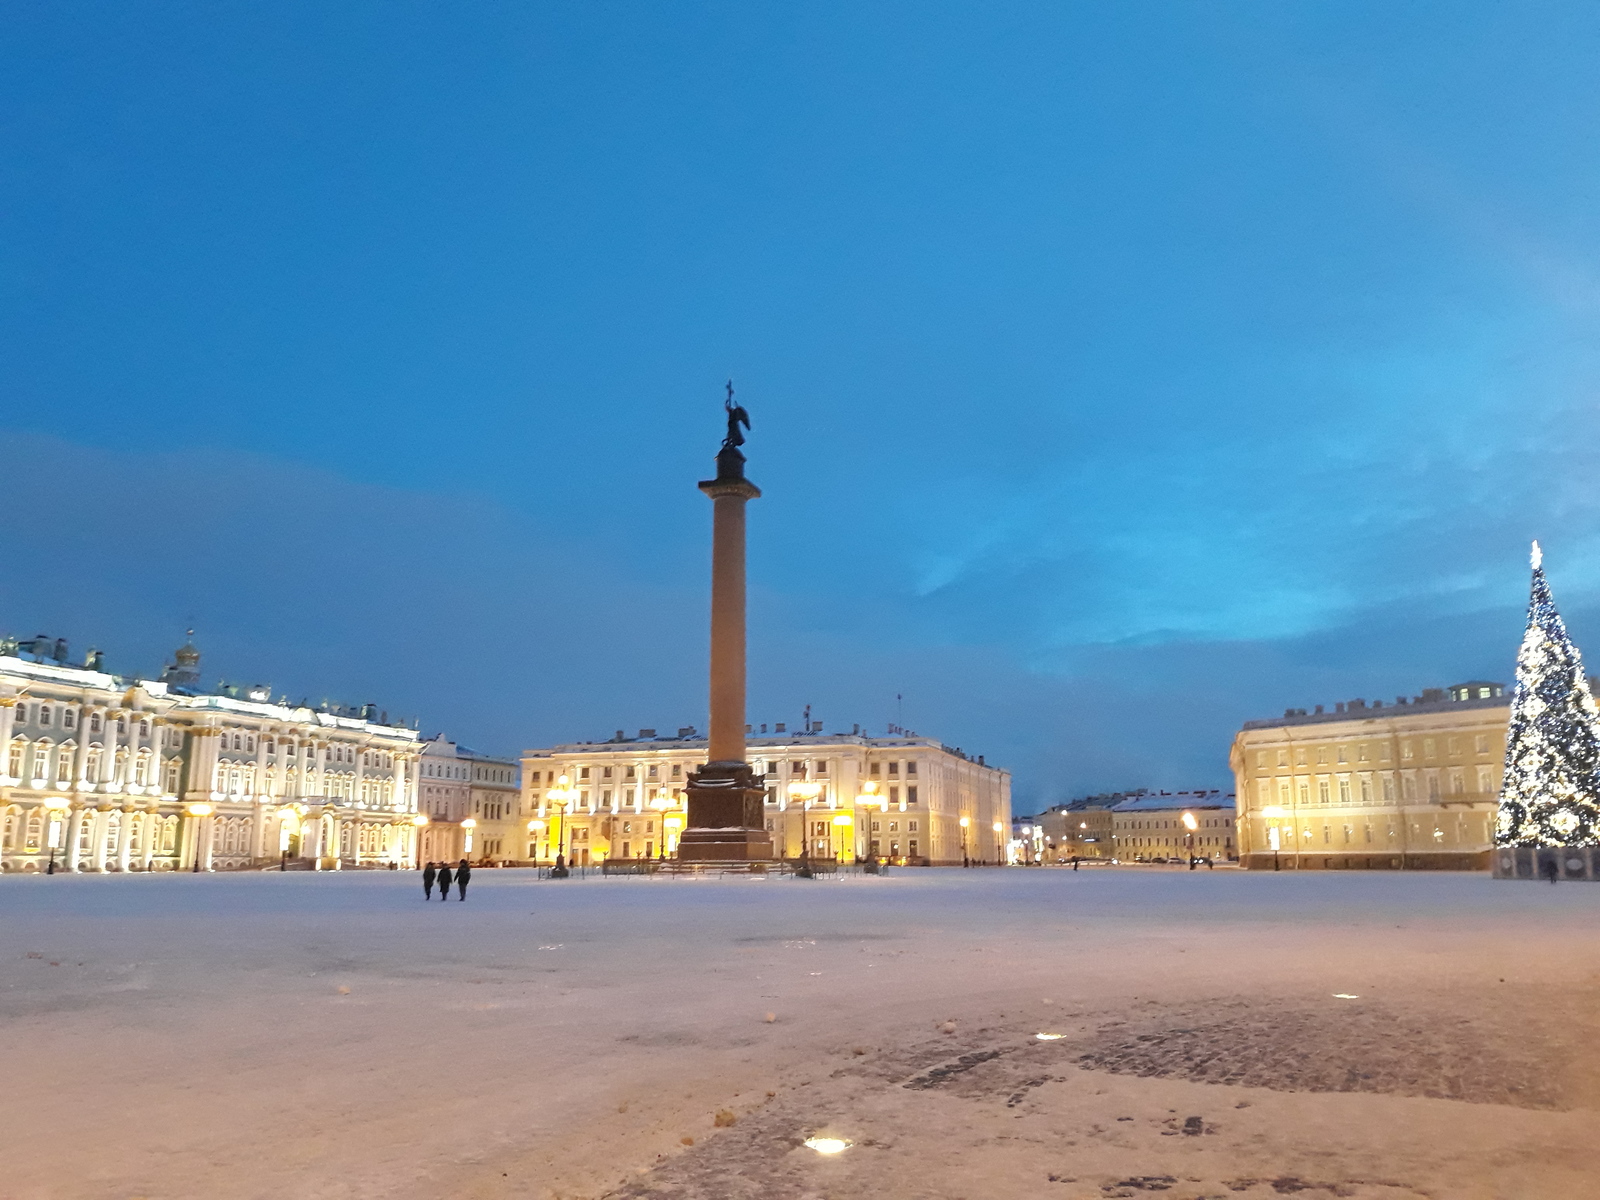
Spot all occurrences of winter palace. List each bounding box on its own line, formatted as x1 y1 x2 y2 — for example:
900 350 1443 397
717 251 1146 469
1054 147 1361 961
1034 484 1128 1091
509 724 1011 867
0 633 423 872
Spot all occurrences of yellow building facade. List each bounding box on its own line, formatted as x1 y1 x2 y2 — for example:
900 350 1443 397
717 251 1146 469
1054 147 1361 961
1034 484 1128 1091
1230 682 1508 870
519 729 1010 867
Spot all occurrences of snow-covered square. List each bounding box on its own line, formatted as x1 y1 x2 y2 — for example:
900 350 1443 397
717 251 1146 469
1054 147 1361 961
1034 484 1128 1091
3 867 1597 1199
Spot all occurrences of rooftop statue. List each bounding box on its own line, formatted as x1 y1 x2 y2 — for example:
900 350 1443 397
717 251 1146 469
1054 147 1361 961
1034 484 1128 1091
722 379 750 450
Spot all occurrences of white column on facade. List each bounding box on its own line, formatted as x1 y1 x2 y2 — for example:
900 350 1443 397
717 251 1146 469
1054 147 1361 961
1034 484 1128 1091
116 808 134 871
91 808 111 871
253 728 269 801
100 711 121 791
393 754 408 813
202 815 214 870
331 817 343 869
187 727 220 802
353 745 366 807
66 805 86 871
0 698 15 781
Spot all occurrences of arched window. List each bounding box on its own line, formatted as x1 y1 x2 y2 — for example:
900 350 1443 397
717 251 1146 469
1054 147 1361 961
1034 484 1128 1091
7 739 24 779
2 807 17 850
55 743 75 784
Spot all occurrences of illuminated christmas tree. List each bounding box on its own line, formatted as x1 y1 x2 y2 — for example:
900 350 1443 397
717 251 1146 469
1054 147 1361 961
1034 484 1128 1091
1495 541 1600 846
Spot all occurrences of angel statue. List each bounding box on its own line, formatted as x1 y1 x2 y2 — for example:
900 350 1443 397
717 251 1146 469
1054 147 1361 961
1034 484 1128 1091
723 379 750 449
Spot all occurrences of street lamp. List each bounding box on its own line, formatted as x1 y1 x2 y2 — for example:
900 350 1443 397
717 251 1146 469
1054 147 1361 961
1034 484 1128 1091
788 780 822 871
959 815 970 867
546 775 578 876
856 780 887 867
411 812 429 869
42 796 70 875
1181 811 1198 870
460 817 477 860
993 821 1003 867
527 818 545 865
1261 806 1286 872
185 802 214 873
652 793 672 860
831 812 852 864
663 815 682 859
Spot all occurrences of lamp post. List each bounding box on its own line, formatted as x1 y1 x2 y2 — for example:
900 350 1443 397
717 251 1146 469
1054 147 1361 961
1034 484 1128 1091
832 812 852 865
42 796 70 875
1181 811 1198 870
959 816 970 867
460 817 477 862
546 775 577 876
856 780 886 868
186 802 214 873
1261 806 1286 872
652 794 671 860
993 821 1003 867
664 815 683 859
788 780 822 873
412 812 429 869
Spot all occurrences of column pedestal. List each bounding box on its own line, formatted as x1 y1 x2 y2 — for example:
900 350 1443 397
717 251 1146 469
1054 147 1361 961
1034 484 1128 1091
680 761 771 862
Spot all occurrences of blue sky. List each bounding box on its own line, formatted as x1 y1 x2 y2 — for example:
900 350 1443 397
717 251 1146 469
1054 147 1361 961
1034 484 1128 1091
6 2 1600 810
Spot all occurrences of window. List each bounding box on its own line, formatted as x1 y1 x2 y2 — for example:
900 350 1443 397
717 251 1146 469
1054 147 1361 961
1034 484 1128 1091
1318 780 1330 804
1402 741 1414 760
40 705 51 727
63 709 76 730
889 786 899 804
1475 735 1490 754
1256 751 1267 768
908 820 919 832
1315 746 1327 765
888 762 899 776
1336 745 1348 764
672 765 682 779
816 760 828 776
1338 778 1351 804
905 761 917 777
869 762 881 776
579 767 590 780
907 786 918 805
1447 737 1460 755
1423 738 1436 759
791 760 805 774
647 765 658 779
603 767 613 779
1478 766 1494 793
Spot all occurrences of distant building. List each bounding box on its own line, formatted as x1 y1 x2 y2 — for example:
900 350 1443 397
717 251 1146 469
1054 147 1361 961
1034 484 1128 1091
1229 682 1509 870
1 632 421 872
1027 794 1127 861
521 727 1010 867
415 736 519 864
1110 790 1235 862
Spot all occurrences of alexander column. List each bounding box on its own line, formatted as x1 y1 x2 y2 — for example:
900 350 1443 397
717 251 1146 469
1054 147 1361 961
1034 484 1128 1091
679 384 774 863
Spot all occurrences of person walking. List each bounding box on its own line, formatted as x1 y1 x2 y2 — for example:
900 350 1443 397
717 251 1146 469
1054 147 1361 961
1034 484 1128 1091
1542 856 1560 884
423 861 436 900
436 862 453 900
456 858 472 900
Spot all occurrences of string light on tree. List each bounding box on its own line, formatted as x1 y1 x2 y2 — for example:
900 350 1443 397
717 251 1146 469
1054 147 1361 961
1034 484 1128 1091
1495 541 1600 848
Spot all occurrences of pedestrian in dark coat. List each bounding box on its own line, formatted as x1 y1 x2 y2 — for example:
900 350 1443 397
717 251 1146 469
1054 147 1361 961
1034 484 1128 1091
423 861 436 899
436 863 453 899
457 858 472 900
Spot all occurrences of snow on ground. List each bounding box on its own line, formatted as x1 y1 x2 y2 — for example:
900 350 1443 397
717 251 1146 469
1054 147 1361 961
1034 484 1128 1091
2 866 1598 1200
